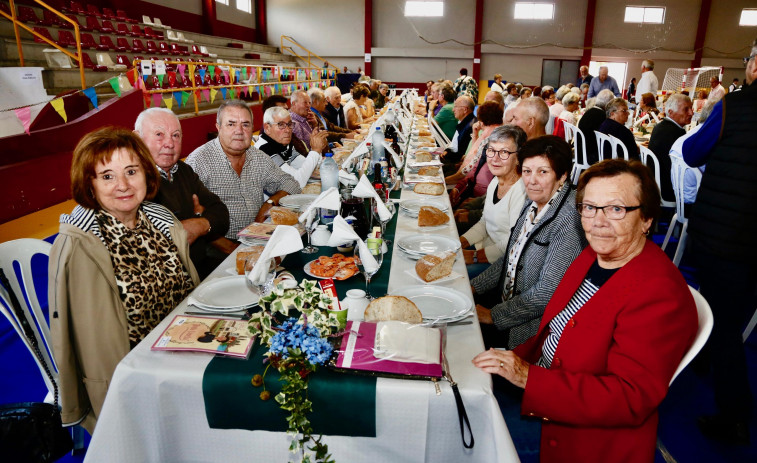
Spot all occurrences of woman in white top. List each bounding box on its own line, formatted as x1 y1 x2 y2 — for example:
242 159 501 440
490 74 505 94
460 125 528 274
559 91 580 125
343 84 371 130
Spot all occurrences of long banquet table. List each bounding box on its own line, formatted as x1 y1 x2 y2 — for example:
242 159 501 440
84 170 519 463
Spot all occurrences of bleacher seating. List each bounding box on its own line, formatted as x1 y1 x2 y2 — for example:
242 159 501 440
79 52 107 71
102 7 118 21
131 38 145 53
116 22 130 36
43 9 71 29
116 37 131 52
86 4 103 18
117 10 137 24
18 6 43 25
99 35 117 51
96 52 126 71
144 26 163 40
32 27 55 44
81 32 108 50
145 40 158 54
67 13 88 31
57 29 77 48
103 19 117 34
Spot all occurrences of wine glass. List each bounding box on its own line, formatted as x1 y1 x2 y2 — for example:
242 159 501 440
353 246 384 300
372 201 396 246
302 209 319 254
245 257 277 299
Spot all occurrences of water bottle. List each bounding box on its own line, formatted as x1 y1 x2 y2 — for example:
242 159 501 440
319 152 339 224
371 127 385 166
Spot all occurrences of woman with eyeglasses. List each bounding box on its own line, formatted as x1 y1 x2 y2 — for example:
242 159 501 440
459 125 527 277
471 136 585 350
473 159 697 462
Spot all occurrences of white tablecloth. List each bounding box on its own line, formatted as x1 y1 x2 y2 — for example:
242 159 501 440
85 170 518 463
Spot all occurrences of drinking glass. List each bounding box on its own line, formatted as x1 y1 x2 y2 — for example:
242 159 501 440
372 201 396 246
302 209 319 254
354 246 384 300
244 257 277 299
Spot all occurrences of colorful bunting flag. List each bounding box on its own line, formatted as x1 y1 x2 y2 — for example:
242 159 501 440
143 92 152 108
14 107 31 135
199 69 206 82
202 89 210 102
181 91 190 106
195 89 203 102
177 64 186 79
229 88 236 100
210 88 218 103
109 77 121 97
208 65 215 76
82 87 98 108
126 71 137 88
152 94 162 108
50 98 67 122
220 88 227 99
157 74 164 86
173 91 183 107
164 95 174 110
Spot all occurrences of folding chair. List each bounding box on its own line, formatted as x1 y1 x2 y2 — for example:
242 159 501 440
661 155 701 267
594 131 629 161
670 286 713 384
639 146 676 209
563 122 590 184
427 112 450 149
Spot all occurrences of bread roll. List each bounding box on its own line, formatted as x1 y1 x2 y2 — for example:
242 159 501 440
270 207 298 225
364 296 423 324
418 206 449 227
414 152 433 163
415 251 456 282
413 182 444 196
418 129 431 136
417 166 440 176
302 183 321 194
236 245 264 275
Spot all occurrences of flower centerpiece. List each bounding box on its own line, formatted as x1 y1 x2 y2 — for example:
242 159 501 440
248 279 342 463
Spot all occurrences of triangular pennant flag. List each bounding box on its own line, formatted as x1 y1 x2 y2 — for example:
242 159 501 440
126 71 137 88
188 64 196 78
109 77 121 97
82 87 98 108
199 69 206 82
157 74 165 86
202 89 210 102
164 95 174 110
241 67 247 80
223 70 229 83
235 69 241 83
181 91 190 106
195 89 203 102
208 65 215 76
50 98 67 123
14 107 31 135
143 74 149 83
220 88 227 99
177 64 186 78
250 67 256 80
229 88 236 100
143 92 152 107
210 88 218 103
151 94 162 107
173 91 183 107
248 85 253 96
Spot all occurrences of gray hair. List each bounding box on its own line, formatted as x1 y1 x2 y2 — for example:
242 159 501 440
570 87 581 95
642 59 655 70
585 97 597 109
666 93 692 116
580 83 589 90
379 83 389 91
290 90 308 105
217 99 252 125
325 86 341 99
307 87 325 104
263 106 290 125
485 124 528 152
594 89 616 110
521 97 550 127
555 85 571 101
457 95 475 111
541 85 554 94
134 107 177 135
562 92 581 106
605 97 628 118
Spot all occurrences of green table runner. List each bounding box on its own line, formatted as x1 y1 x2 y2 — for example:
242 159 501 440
202 190 400 436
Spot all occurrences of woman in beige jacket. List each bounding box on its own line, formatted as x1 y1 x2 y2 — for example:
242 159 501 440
50 128 199 433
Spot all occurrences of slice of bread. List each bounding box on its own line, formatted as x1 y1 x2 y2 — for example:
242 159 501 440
418 206 449 227
415 251 456 282
364 296 423 324
270 206 299 225
414 152 433 163
413 182 444 196
417 166 440 176
236 245 265 275
302 183 321 194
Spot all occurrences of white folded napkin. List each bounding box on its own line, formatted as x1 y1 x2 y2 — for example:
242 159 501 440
328 215 378 273
352 175 392 222
338 169 358 186
248 225 304 285
344 142 369 166
298 187 341 227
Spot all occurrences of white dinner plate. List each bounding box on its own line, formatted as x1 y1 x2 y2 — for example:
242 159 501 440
190 276 259 309
400 199 448 217
392 286 472 321
303 259 358 281
279 194 318 211
397 234 460 259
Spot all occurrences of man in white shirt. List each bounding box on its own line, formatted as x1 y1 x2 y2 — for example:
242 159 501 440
706 76 726 105
635 59 659 104
254 106 327 188
728 78 740 93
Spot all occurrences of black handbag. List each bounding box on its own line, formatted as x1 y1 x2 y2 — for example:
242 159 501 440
0 269 73 462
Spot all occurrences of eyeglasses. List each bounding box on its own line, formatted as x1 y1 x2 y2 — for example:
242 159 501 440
272 121 296 130
485 147 518 160
576 203 642 220
743 54 756 67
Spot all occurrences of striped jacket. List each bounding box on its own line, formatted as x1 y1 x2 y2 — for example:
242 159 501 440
471 183 586 349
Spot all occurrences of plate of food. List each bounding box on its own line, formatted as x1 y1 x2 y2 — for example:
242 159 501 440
304 254 359 280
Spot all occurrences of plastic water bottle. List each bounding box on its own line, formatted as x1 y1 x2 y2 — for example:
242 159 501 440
319 152 339 224
371 127 385 166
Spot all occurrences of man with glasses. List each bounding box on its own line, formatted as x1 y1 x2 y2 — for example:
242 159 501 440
186 100 301 238
441 96 477 173
680 38 757 446
255 106 327 188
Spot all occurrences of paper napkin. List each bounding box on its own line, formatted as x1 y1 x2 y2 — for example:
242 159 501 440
328 215 378 273
298 187 341 227
352 175 392 222
248 225 303 285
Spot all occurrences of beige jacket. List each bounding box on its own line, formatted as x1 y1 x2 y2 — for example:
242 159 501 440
49 203 199 433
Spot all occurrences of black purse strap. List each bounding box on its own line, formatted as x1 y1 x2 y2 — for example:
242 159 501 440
0 268 59 408
450 380 474 449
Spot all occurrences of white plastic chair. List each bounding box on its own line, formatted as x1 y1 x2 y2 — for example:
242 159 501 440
96 52 126 71
141 15 153 26
166 29 179 42
43 49 73 69
0 239 87 449
200 45 217 58
744 309 757 342
427 112 450 148
176 31 193 43
639 146 676 209
595 131 629 161
563 122 590 185
670 286 713 385
153 17 171 29
661 156 701 267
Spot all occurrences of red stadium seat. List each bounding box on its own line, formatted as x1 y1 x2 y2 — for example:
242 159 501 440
192 45 208 57
33 27 55 45
131 25 145 37
99 35 117 51
117 9 137 24
18 6 44 25
86 4 103 17
178 45 190 56
80 52 107 71
102 7 117 20
169 43 183 56
67 14 89 31
69 2 86 15
82 33 108 51
57 30 77 48
158 42 171 54
115 37 131 52
116 54 130 67
144 26 163 40
86 15 103 32
102 20 118 34
44 10 72 29
145 40 158 53
116 22 130 36
131 38 145 53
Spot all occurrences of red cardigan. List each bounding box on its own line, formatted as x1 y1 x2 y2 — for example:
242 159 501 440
513 241 698 462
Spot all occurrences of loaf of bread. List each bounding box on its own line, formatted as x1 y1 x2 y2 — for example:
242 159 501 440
302 183 321 194
270 206 299 225
236 245 265 275
418 206 449 227
364 296 423 324
415 251 456 282
413 182 445 196
414 152 433 163
417 166 440 176
418 129 432 137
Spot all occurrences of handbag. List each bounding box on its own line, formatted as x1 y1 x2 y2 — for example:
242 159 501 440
0 269 73 462
450 153 488 208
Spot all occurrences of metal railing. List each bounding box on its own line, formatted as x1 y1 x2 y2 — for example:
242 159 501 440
280 35 338 73
0 0 86 89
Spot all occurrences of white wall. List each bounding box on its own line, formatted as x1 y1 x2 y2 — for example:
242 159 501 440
217 0 256 27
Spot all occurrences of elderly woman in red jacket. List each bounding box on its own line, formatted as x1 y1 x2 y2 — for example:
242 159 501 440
473 159 698 462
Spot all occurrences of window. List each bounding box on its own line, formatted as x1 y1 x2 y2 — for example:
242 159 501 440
589 61 628 94
237 0 251 13
216 0 228 5
514 3 554 20
740 9 757 26
404 1 443 17
624 6 665 24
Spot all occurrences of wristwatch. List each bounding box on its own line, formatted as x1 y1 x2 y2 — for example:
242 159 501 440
472 251 479 264
265 199 275 206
